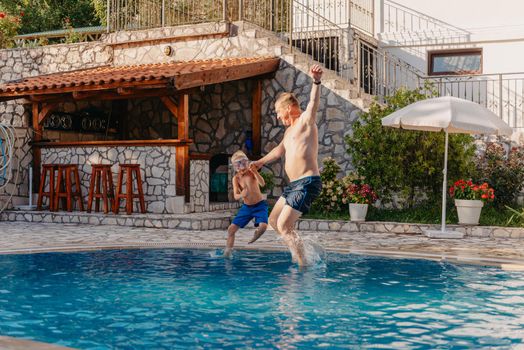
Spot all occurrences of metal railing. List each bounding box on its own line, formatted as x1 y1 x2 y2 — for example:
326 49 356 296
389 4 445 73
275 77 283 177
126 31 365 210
106 0 375 34
382 0 469 36
107 0 224 31
355 38 524 128
104 0 524 128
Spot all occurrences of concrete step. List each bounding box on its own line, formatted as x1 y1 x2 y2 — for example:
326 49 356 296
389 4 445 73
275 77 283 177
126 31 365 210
0 209 235 230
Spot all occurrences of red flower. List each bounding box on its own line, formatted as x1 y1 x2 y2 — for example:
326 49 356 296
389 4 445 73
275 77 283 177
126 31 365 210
20 11 24 17
0 12 5 19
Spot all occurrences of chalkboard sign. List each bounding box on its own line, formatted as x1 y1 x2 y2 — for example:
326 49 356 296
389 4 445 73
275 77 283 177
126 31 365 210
43 108 118 134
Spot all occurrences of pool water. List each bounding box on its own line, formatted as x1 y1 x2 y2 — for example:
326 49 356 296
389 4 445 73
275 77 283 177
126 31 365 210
0 249 523 349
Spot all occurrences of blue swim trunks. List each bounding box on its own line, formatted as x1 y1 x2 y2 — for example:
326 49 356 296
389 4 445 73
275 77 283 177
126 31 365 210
232 200 269 228
282 176 322 214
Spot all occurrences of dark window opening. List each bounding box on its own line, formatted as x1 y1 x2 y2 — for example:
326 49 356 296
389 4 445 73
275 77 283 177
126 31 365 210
209 154 229 202
292 36 340 72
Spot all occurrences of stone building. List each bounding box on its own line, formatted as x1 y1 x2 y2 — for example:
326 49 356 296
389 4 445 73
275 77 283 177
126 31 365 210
0 22 362 214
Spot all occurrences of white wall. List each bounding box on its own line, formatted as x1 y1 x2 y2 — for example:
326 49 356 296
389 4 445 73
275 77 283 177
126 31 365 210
376 0 524 75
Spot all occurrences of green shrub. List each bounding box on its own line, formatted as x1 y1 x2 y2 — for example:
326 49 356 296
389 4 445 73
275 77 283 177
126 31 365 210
259 170 275 194
475 143 524 207
345 87 476 208
312 157 344 212
0 11 20 48
312 157 366 212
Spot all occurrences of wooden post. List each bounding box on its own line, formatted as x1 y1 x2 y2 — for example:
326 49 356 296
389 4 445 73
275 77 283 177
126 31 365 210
175 145 189 202
32 102 42 192
252 80 262 157
161 94 190 201
177 94 190 201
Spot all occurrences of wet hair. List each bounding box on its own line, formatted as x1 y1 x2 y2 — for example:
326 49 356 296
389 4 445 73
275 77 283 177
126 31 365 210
275 92 299 112
231 150 248 163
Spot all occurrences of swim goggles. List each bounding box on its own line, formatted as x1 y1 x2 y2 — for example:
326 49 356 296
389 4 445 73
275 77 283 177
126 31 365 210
232 157 250 170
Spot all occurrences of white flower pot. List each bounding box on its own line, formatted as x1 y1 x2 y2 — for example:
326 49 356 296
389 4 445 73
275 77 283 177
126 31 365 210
455 199 484 225
349 203 368 222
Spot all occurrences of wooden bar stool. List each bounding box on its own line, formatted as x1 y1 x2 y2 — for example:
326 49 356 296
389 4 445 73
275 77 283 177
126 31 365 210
37 164 58 211
114 164 146 215
54 164 84 212
87 164 115 214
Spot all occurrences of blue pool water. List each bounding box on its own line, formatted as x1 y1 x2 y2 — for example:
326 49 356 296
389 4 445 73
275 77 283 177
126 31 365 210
0 249 524 349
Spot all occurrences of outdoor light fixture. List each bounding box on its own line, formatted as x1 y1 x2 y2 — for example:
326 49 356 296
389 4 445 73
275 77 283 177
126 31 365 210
163 45 173 56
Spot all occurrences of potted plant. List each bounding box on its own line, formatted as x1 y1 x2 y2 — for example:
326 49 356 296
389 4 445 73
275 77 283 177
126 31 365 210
449 180 494 225
343 183 378 222
259 171 275 200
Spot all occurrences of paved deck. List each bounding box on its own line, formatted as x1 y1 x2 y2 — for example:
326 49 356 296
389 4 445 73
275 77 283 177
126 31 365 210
1 222 524 268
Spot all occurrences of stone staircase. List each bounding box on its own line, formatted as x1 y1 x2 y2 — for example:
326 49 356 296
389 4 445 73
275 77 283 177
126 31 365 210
236 21 373 111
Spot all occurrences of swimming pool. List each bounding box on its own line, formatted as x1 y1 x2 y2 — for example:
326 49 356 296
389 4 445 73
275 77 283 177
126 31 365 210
0 249 523 349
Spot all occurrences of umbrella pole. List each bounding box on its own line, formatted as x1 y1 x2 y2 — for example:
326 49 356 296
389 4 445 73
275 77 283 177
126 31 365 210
441 130 449 232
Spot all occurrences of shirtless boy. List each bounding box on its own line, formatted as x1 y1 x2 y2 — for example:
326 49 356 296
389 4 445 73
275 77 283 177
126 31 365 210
251 65 323 266
224 150 269 258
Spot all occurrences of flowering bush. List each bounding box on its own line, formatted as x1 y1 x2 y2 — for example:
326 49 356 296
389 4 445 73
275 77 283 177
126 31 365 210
449 180 494 202
312 157 376 211
343 183 378 205
0 11 21 48
475 143 524 207
313 158 353 212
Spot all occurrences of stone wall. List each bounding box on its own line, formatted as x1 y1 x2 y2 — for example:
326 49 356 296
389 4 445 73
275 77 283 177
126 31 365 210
41 146 178 213
190 160 210 212
0 41 112 202
260 60 361 197
109 22 277 66
124 80 254 156
0 21 362 207
126 98 177 140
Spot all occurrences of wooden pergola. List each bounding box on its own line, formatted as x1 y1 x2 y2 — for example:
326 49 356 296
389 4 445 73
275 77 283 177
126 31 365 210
0 56 280 200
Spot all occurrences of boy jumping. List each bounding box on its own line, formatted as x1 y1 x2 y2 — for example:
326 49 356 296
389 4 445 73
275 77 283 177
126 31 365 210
224 150 269 258
251 65 323 266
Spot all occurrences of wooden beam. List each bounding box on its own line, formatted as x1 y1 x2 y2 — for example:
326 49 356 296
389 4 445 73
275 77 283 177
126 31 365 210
172 58 280 90
32 139 193 148
117 87 134 95
160 96 178 120
2 79 169 98
176 145 190 202
30 94 71 103
32 102 42 192
176 94 190 202
177 94 189 140
37 102 58 125
252 79 262 156
72 90 103 100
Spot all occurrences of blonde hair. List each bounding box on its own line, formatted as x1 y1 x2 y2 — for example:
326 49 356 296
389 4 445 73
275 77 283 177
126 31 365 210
275 92 299 111
231 150 248 163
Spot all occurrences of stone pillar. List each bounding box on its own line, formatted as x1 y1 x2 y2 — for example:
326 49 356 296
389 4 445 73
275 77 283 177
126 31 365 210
189 159 210 213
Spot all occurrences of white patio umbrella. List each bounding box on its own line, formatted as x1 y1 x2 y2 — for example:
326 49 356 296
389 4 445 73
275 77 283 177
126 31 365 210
381 96 513 238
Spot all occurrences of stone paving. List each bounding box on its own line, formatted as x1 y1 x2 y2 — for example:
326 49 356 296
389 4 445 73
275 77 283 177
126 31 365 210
1 222 524 268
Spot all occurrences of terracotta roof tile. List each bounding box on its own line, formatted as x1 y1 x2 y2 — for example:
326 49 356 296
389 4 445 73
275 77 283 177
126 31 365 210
0 56 279 98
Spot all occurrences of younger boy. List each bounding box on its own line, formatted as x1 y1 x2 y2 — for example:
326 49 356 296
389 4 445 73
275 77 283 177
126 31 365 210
224 150 269 258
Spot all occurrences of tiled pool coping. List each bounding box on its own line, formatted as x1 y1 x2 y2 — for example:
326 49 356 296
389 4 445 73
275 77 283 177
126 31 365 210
0 336 72 350
2 210 523 239
0 222 523 269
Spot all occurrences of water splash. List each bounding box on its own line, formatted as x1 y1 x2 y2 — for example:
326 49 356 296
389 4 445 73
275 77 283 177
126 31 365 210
302 238 327 268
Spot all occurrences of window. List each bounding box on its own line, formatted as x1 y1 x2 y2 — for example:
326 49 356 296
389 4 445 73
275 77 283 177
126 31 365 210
428 49 482 75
